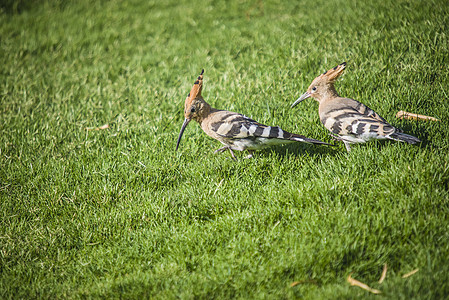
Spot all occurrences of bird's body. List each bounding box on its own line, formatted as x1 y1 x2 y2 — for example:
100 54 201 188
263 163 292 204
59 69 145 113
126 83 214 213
202 109 325 151
319 96 396 143
176 70 331 159
291 62 420 151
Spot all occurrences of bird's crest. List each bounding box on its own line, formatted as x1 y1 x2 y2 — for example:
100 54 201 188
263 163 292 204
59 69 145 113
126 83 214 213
185 69 204 106
318 62 346 83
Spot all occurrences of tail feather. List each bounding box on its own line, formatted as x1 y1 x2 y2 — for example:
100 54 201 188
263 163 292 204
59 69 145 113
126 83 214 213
388 132 421 144
290 133 334 146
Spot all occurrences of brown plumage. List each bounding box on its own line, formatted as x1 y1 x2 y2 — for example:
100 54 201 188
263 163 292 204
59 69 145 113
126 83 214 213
291 62 420 152
176 70 332 159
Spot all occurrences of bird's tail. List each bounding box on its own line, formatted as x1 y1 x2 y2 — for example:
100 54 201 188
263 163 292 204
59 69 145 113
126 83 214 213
290 134 334 146
388 132 421 144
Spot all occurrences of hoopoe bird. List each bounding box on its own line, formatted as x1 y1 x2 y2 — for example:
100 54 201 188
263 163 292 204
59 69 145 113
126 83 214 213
176 70 332 159
291 62 421 152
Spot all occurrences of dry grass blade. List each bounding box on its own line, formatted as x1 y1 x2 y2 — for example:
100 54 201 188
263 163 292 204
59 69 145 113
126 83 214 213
347 273 381 294
396 111 440 121
402 268 419 278
290 281 301 287
378 264 387 284
85 124 110 131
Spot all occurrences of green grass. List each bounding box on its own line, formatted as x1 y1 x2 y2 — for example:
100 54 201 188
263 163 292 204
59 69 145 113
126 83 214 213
1 0 449 298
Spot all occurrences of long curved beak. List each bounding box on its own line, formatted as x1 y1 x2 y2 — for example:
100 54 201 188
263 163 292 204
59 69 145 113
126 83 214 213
176 118 191 151
291 92 311 108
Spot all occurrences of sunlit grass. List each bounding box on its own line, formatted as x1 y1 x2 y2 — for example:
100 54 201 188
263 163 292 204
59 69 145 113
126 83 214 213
1 0 449 298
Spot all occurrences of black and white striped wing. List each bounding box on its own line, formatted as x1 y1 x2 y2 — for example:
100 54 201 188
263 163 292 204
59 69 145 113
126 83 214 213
321 99 387 124
352 100 389 124
341 117 396 138
321 98 396 138
329 100 419 144
210 114 289 140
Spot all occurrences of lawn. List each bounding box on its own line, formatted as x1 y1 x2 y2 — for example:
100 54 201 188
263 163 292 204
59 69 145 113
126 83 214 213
1 0 449 298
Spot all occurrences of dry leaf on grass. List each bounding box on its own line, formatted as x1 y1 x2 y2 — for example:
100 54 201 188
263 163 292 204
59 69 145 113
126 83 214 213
402 268 419 278
85 124 110 131
378 264 387 284
347 273 381 294
396 111 439 121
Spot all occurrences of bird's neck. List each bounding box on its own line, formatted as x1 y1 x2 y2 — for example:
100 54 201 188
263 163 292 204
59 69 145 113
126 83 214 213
317 84 340 103
195 103 217 124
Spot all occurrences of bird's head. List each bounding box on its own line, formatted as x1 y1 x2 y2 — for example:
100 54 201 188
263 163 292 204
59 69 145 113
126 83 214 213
176 69 210 151
291 62 346 107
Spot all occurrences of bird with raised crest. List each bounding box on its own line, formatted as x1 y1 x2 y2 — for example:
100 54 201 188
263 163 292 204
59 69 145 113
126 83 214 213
291 62 421 152
176 70 332 159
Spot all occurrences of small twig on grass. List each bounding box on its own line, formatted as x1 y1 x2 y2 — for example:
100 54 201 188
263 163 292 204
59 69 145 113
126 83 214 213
290 279 318 287
402 268 419 278
396 111 439 121
378 263 387 284
347 273 381 294
87 242 100 246
85 124 110 131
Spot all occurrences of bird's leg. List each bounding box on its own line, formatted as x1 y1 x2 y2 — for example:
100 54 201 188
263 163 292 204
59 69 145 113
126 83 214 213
328 133 343 141
214 146 229 154
328 133 351 151
244 150 254 159
214 146 237 160
228 148 237 160
329 133 351 150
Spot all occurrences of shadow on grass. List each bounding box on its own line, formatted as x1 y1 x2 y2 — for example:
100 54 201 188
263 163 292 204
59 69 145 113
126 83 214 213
252 141 341 160
255 128 431 158
396 122 438 149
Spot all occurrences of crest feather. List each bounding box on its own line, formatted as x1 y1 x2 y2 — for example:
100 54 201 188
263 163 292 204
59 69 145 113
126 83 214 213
318 62 346 82
185 69 204 106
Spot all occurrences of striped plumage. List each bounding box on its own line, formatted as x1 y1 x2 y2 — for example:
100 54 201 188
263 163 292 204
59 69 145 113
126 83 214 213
291 62 420 152
176 70 332 159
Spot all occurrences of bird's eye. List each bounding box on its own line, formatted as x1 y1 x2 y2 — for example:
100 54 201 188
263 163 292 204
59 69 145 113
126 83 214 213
190 107 195 113
312 87 317 92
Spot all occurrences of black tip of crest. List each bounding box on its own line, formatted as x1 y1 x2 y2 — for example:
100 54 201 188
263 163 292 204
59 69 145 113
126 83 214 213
200 69 204 75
